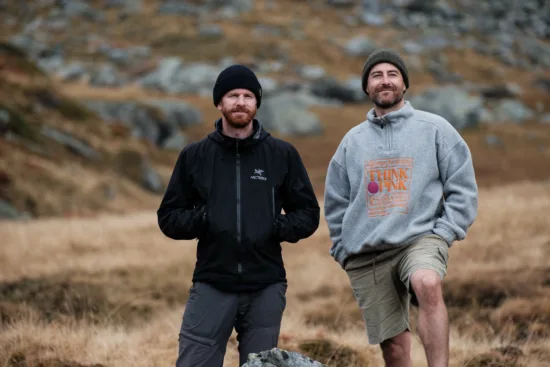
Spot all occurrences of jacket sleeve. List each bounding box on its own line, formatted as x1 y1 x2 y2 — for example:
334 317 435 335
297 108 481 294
433 140 478 246
323 157 350 258
274 145 320 243
157 148 207 240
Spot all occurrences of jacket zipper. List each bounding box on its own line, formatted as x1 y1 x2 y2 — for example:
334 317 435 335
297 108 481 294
236 140 243 274
271 186 275 218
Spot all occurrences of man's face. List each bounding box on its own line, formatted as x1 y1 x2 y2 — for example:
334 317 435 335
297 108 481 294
217 88 257 129
366 63 406 109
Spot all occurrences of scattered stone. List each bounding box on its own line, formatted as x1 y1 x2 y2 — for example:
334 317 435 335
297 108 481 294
409 86 484 131
344 36 378 57
0 199 21 220
491 100 534 123
256 92 324 136
485 134 503 146
41 126 101 160
242 348 327 367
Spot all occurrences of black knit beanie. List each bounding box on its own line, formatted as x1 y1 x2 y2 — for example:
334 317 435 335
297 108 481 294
213 64 263 108
361 49 409 95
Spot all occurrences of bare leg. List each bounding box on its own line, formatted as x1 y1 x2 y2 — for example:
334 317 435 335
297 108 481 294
410 269 449 367
380 331 412 367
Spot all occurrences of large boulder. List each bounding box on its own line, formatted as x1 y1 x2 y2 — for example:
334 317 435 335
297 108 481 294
242 348 326 367
408 86 484 131
256 92 323 136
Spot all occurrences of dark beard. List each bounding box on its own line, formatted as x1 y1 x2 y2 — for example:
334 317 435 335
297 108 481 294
372 90 404 109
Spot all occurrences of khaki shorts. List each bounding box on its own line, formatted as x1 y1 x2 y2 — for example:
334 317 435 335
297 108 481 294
345 234 449 345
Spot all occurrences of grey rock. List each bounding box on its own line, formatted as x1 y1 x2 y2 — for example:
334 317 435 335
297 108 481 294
105 0 143 13
90 64 125 87
0 199 21 220
534 78 550 93
84 100 162 144
142 162 164 193
158 1 203 16
63 0 106 22
344 36 378 57
256 92 324 136
106 48 131 66
299 65 326 80
41 126 101 160
8 34 50 60
258 77 279 94
117 150 165 194
171 63 219 94
310 76 366 103
492 99 534 123
419 33 451 50
56 62 87 81
242 348 327 367
208 0 253 13
402 41 424 54
480 83 523 99
392 0 437 14
485 134 502 146
517 37 550 68
409 86 484 131
327 0 355 7
360 12 386 26
253 24 282 37
36 55 65 73
198 24 225 39
160 131 188 151
147 99 203 129
83 99 202 146
479 107 496 124
361 0 382 13
139 59 218 95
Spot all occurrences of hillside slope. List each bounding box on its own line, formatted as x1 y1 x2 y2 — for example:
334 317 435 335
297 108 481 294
1 0 550 219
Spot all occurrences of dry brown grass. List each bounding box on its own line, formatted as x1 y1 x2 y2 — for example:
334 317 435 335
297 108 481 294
1 181 549 366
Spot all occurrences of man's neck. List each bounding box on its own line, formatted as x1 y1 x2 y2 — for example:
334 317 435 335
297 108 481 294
221 118 254 139
374 100 405 118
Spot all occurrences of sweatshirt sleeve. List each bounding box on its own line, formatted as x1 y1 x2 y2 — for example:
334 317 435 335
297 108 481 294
274 145 320 243
323 146 350 257
157 148 207 240
433 140 478 246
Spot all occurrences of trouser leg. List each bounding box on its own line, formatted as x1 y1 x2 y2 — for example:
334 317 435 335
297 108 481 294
176 282 238 367
235 282 287 366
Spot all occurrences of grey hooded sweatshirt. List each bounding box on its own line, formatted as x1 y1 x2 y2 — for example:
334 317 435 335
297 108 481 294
324 101 478 268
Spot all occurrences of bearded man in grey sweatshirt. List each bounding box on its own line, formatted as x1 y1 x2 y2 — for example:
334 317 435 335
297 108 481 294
324 49 478 367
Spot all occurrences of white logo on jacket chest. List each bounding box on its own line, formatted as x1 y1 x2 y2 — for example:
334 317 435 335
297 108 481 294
251 168 267 181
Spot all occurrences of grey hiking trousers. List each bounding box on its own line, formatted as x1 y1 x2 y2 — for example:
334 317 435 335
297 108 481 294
176 281 287 367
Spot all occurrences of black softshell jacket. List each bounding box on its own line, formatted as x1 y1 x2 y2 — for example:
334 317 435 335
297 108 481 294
157 120 320 292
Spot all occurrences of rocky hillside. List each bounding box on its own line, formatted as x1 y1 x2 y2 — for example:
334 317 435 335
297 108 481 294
1 0 549 219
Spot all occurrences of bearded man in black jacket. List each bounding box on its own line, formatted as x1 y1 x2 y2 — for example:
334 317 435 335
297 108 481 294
157 64 320 367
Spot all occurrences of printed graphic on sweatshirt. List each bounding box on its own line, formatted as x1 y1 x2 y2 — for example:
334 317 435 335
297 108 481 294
364 158 413 217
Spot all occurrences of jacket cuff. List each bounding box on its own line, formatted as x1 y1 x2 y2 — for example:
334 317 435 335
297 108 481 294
433 224 456 247
274 214 293 243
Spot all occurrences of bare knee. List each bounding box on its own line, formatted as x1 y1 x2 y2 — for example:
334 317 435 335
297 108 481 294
411 270 443 309
380 332 411 365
